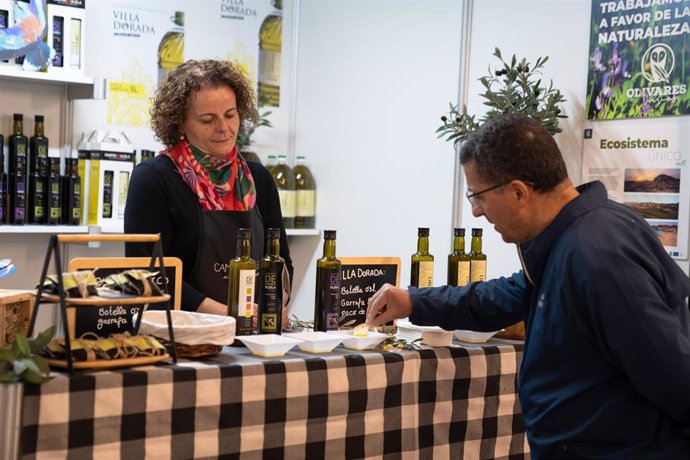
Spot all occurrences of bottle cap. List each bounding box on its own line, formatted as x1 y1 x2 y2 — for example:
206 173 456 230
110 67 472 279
35 115 44 122
237 228 252 239
417 227 429 237
13 113 23 121
472 228 483 236
296 155 305 160
267 228 280 239
454 228 465 237
324 230 337 240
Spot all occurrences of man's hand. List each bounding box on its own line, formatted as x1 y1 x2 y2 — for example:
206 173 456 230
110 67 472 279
366 283 413 326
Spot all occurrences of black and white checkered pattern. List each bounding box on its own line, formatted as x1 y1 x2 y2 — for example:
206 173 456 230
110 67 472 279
21 343 528 459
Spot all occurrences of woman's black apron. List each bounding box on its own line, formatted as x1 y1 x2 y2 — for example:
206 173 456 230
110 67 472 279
186 207 264 305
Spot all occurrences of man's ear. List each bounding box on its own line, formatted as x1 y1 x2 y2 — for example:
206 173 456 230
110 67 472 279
511 180 532 207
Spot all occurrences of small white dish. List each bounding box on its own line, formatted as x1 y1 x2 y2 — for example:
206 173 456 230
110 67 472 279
330 329 389 350
237 334 301 357
284 331 344 353
454 329 500 343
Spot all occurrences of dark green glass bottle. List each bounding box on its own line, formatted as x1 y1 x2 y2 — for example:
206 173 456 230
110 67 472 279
228 228 257 337
61 158 81 225
0 140 6 224
469 228 487 283
410 227 434 287
8 114 28 224
28 116 48 224
447 228 471 286
46 158 62 225
314 230 341 331
258 228 284 334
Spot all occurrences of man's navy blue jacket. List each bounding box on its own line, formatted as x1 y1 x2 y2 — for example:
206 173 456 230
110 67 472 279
410 181 690 458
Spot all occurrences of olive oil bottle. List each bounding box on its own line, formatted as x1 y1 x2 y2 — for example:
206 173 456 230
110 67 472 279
228 228 257 337
61 158 81 225
448 228 471 286
46 158 62 224
258 228 285 334
469 228 487 283
8 114 28 224
410 227 434 287
157 11 184 85
28 115 49 224
0 141 6 224
258 0 282 106
271 154 295 228
293 155 316 229
314 230 341 331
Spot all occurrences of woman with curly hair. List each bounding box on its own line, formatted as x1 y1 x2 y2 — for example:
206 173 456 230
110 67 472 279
125 59 292 323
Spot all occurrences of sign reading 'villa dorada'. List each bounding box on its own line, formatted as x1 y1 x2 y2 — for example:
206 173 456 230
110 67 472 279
586 0 690 119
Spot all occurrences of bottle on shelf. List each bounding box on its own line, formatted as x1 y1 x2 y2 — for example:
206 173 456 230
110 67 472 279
448 228 471 286
139 149 155 164
61 158 81 225
240 149 261 164
410 227 434 288
293 155 316 229
265 154 277 172
258 227 285 335
313 230 341 332
0 138 6 224
228 228 257 337
271 154 295 228
8 114 28 225
258 0 282 106
28 115 49 224
157 11 185 85
46 157 62 225
469 228 487 283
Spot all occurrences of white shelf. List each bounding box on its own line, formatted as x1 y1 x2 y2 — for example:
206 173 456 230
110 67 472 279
0 225 89 234
0 66 94 85
286 228 321 236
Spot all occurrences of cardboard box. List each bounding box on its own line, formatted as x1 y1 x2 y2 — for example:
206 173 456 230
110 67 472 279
0 289 34 348
46 0 86 78
78 130 134 232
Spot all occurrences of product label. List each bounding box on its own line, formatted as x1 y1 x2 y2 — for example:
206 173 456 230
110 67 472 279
278 189 296 218
470 260 487 283
457 260 471 286
296 190 315 217
237 269 255 319
418 261 434 287
316 267 341 331
14 181 26 221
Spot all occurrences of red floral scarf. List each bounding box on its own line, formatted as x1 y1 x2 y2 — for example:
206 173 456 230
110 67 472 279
162 139 256 211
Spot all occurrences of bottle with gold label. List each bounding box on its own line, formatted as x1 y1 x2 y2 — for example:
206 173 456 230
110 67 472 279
293 155 316 228
469 228 487 283
271 154 295 228
258 0 282 106
157 11 184 85
314 230 341 331
411 227 434 288
448 228 471 286
228 228 257 337
258 228 284 334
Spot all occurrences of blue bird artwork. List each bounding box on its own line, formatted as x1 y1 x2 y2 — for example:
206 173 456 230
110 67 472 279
0 0 54 70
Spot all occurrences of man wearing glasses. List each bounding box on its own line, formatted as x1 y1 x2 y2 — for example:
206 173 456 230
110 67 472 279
367 114 690 458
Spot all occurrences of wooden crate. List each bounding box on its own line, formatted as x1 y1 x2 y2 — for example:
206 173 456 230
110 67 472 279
0 290 34 348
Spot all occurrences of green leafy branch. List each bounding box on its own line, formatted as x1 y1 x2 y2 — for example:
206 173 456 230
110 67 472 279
436 48 567 144
0 327 54 384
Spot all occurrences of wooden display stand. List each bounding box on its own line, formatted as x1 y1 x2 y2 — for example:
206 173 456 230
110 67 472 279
28 234 178 373
0 289 34 348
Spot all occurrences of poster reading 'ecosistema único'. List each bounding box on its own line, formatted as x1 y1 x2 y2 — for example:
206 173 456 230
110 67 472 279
586 0 690 119
582 121 689 259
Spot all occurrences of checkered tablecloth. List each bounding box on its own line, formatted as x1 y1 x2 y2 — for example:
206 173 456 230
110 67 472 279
21 341 528 459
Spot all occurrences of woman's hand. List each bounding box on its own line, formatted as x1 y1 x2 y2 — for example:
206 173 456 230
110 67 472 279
196 297 228 316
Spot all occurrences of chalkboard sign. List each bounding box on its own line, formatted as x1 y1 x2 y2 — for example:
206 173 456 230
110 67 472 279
67 257 181 339
338 257 401 328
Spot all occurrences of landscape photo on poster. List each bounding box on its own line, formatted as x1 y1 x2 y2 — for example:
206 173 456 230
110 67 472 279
647 219 678 247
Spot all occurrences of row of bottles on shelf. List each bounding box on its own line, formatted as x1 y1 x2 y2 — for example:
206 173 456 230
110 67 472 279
266 154 316 229
224 225 488 337
411 227 486 288
0 114 81 225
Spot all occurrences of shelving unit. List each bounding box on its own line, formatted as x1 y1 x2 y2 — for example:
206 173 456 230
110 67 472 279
28 233 178 374
286 228 320 236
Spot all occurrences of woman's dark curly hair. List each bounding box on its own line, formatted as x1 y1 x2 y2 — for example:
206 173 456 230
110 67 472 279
150 59 259 148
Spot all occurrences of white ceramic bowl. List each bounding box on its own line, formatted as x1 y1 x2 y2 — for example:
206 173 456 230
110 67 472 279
237 334 302 357
453 329 500 343
284 331 344 353
330 330 389 351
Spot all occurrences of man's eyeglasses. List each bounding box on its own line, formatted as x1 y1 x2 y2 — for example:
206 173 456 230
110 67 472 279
465 180 512 207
